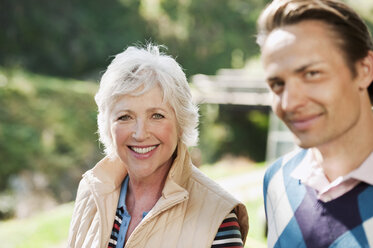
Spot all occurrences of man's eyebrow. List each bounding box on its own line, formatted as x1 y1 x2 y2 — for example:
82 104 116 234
294 61 323 73
266 76 283 83
265 61 324 82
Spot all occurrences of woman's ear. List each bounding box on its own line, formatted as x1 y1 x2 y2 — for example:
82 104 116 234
357 50 373 90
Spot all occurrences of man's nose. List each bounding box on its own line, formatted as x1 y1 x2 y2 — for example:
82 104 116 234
281 81 306 112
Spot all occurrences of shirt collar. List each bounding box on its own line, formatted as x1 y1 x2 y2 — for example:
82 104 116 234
349 151 373 185
291 150 373 186
118 175 129 209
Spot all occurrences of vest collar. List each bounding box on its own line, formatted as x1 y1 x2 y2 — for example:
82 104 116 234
84 141 192 198
162 142 192 199
83 155 127 196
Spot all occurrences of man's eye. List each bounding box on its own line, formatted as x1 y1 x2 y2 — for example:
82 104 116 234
305 70 321 79
269 81 285 93
152 113 165 119
118 115 131 121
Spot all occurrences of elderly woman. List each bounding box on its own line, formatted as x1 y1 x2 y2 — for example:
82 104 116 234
67 45 248 248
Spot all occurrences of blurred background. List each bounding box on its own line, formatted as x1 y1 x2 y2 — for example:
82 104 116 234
0 0 372 247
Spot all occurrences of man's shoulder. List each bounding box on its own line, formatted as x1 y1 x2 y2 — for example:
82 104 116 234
264 148 308 185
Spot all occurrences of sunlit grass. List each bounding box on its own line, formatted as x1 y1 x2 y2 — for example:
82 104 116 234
199 159 265 180
199 164 256 180
245 197 266 248
0 203 72 248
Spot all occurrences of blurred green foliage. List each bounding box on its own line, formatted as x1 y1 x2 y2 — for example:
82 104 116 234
0 0 149 78
198 104 269 163
0 68 102 202
154 0 271 76
0 0 270 79
1 0 371 79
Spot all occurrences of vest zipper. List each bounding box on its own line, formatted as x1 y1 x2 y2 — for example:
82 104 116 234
125 194 188 247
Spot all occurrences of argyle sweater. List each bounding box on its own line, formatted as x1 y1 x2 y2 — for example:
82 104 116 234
264 149 373 248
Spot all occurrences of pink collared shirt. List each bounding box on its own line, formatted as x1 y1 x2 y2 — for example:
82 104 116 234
291 150 373 202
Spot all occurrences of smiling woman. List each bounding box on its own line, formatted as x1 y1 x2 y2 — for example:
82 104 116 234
67 44 248 248
110 86 179 188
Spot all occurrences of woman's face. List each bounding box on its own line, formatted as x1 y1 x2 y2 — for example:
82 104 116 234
110 86 178 182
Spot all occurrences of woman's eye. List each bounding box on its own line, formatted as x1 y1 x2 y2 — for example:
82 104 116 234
118 115 131 121
152 113 165 119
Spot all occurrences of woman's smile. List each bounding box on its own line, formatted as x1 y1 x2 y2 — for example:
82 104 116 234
128 144 159 159
129 145 158 154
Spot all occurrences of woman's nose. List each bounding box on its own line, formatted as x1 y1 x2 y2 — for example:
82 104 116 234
131 119 149 141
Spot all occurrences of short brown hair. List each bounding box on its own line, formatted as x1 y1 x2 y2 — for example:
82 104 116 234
257 0 373 103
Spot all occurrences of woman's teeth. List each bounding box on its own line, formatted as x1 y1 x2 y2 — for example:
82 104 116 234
131 145 157 154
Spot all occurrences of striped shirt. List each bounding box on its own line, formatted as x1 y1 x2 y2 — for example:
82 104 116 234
108 207 124 248
211 210 244 248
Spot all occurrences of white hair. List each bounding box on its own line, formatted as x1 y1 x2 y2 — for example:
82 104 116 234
95 44 199 157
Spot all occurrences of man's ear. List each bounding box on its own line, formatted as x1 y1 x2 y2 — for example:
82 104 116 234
357 50 373 90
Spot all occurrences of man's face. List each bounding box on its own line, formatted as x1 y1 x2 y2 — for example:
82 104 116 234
261 20 364 149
